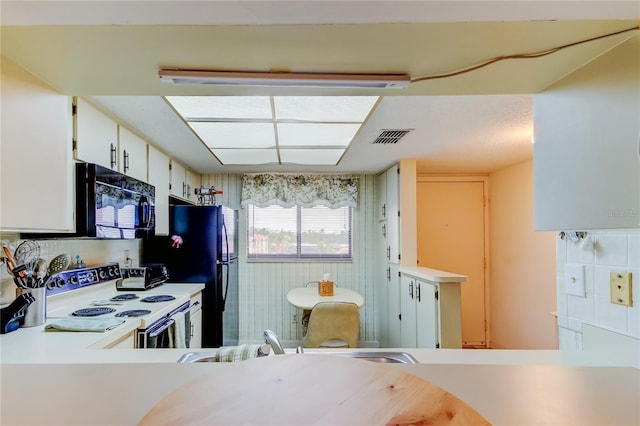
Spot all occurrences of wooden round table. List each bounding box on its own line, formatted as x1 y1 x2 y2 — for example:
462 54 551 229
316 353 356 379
140 354 490 425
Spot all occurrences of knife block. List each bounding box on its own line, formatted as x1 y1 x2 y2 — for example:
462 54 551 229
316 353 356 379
318 280 334 297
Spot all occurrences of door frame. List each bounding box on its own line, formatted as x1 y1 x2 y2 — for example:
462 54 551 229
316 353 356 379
416 175 491 347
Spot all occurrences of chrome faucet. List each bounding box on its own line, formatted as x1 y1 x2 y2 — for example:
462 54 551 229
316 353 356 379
263 329 285 355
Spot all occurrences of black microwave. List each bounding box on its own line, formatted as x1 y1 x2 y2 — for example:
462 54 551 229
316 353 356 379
75 163 156 239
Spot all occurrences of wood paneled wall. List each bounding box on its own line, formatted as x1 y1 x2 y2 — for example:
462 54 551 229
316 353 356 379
203 173 378 345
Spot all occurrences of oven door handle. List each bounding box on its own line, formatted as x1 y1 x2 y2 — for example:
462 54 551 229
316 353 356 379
148 319 175 338
185 301 200 313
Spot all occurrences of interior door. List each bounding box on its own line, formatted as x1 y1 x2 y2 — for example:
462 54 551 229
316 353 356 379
417 180 486 347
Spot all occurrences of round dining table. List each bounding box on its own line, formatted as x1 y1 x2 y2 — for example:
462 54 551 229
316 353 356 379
286 287 364 310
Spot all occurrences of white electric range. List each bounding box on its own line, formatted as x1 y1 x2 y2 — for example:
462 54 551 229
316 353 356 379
45 264 192 347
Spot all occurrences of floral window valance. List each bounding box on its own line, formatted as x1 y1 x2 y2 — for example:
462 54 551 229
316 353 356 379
241 174 359 208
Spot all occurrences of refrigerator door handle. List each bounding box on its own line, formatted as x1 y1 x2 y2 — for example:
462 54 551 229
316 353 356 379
221 260 230 312
221 214 231 311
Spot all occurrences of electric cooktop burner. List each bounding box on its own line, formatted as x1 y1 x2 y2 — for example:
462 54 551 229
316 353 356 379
71 307 116 317
110 294 139 301
115 309 152 318
140 295 176 303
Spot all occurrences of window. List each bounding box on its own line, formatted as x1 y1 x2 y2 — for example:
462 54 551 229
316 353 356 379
247 205 352 260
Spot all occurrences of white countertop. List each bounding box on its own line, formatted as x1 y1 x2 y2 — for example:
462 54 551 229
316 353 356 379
1 281 638 425
399 266 467 283
0 356 637 426
0 282 204 363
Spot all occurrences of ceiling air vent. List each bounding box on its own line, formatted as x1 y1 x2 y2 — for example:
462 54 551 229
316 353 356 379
371 129 412 144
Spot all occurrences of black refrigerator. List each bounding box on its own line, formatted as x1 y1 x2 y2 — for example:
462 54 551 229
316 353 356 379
142 205 238 348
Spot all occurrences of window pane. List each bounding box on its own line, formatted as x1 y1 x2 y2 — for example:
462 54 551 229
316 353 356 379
300 206 350 255
247 205 297 255
247 204 352 260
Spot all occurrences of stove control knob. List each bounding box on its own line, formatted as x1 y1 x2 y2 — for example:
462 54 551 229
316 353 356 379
69 275 78 284
99 270 107 279
56 278 66 288
108 268 116 277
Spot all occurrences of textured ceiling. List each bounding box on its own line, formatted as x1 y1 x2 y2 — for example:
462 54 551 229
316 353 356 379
1 1 638 174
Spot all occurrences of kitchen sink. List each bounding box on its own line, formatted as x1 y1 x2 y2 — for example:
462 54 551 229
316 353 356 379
177 351 418 364
315 351 419 364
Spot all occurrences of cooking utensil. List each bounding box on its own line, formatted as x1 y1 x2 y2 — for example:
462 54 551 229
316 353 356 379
2 245 17 271
14 240 40 277
34 258 48 279
43 254 71 289
9 264 28 289
0 293 35 334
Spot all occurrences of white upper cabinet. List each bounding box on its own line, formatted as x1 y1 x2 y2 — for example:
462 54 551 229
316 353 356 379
376 172 387 221
386 164 400 264
118 126 148 182
148 145 170 235
170 160 201 204
170 160 187 200
75 98 118 169
534 37 639 231
185 169 201 203
1 57 74 232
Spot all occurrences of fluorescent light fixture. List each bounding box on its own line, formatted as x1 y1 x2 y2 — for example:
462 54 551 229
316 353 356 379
159 69 411 89
164 96 379 166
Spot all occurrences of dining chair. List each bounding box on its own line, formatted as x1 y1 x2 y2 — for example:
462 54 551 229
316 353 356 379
302 302 359 348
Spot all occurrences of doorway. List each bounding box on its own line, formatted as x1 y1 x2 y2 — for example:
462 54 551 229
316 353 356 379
417 178 488 347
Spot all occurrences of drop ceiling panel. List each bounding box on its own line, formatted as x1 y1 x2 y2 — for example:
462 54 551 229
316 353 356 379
277 123 361 147
166 96 272 119
213 149 278 165
274 96 379 121
190 122 276 148
280 149 345 165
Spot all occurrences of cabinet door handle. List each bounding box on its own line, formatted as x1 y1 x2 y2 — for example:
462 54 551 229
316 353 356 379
382 203 386 218
123 150 130 173
386 266 391 281
182 182 186 197
409 280 414 299
416 283 421 302
386 246 390 260
110 143 117 169
382 224 386 238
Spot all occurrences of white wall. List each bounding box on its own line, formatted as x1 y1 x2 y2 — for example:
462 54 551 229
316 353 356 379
489 160 557 349
204 173 378 346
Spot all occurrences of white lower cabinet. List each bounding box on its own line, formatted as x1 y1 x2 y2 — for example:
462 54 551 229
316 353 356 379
400 273 455 349
415 280 438 348
189 292 203 349
387 264 401 348
400 275 418 347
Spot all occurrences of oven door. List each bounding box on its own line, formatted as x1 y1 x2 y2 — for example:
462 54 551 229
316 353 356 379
136 302 192 348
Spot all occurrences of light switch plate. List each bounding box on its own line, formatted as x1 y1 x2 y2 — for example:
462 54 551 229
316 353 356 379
565 264 586 297
610 272 632 307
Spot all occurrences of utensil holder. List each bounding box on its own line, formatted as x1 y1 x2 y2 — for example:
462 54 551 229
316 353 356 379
16 287 46 327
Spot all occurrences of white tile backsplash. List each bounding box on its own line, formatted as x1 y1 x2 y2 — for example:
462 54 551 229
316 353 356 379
594 235 628 267
567 294 595 325
557 229 640 349
628 235 639 268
